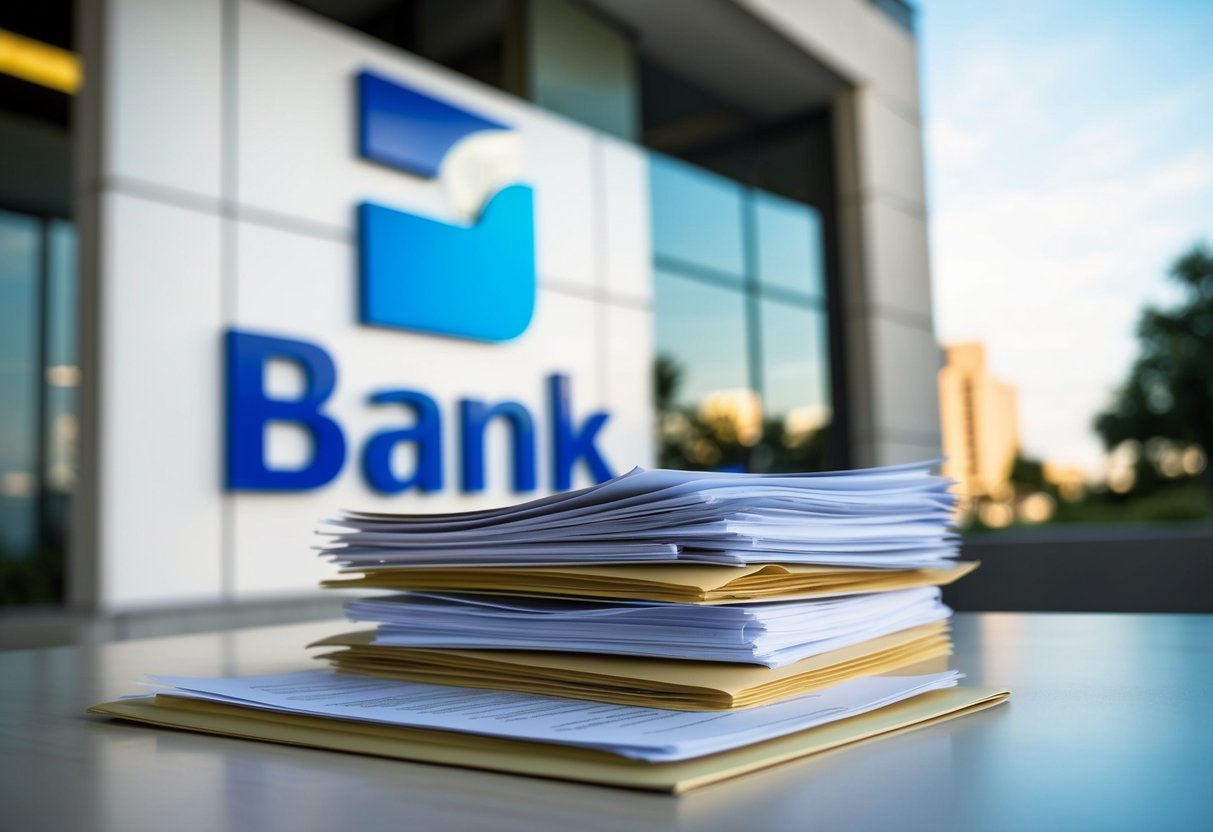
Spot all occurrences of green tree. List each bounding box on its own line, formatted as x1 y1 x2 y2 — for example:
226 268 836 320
1009 453 1047 492
654 353 682 413
1095 243 1213 494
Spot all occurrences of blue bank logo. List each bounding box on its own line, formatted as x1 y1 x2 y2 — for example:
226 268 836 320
356 70 536 342
220 71 613 496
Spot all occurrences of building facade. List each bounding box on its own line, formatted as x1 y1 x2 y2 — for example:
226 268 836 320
0 0 939 615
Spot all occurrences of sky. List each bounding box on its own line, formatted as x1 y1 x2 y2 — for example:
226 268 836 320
918 0 1213 476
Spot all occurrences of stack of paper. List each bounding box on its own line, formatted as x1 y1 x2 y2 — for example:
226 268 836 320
316 462 973 706
90 461 1007 791
319 463 960 568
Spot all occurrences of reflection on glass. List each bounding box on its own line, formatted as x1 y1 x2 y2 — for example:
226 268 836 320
0 214 75 605
755 300 832 472
650 150 835 474
650 154 746 280
528 0 638 139
754 191 824 298
654 270 748 409
653 270 754 470
0 210 40 560
45 221 77 546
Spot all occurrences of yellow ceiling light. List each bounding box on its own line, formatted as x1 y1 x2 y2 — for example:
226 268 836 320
0 28 81 94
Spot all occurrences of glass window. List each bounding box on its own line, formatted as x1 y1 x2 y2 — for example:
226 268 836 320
754 191 824 299
528 0 638 140
650 155 746 280
1 0 75 606
653 269 757 470
0 211 41 563
653 269 749 410
650 152 837 473
755 300 832 472
45 221 77 520
0 213 75 606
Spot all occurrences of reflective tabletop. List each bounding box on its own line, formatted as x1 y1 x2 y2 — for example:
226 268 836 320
2 612 1211 831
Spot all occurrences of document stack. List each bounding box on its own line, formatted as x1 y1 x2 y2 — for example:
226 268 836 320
90 462 1008 792
311 462 976 709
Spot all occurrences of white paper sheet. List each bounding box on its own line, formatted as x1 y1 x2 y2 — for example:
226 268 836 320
319 461 960 570
349 587 952 667
143 669 961 762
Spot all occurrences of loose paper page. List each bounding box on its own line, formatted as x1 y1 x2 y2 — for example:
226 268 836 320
143 669 960 762
92 685 1010 793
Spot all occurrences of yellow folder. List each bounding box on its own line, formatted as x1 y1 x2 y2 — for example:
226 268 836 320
324 561 977 604
90 684 1008 793
311 621 952 710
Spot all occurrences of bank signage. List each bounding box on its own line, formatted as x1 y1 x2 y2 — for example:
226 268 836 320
356 70 536 342
225 70 613 496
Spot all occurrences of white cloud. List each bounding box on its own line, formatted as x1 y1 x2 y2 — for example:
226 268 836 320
930 123 1213 474
926 120 990 167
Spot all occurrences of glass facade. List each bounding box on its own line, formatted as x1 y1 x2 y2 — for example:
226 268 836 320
0 1 75 605
528 0 638 140
753 191 825 299
0 212 76 604
651 154 834 473
0 212 41 562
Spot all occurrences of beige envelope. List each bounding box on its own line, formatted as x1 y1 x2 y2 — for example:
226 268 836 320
310 621 952 710
324 561 977 604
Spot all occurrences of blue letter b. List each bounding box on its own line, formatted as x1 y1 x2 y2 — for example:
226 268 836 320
225 330 346 490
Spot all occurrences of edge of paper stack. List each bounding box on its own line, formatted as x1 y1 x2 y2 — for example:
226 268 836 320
90 461 1009 792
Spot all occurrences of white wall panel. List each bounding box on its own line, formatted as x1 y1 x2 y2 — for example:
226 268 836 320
598 137 654 303
99 194 224 607
601 304 655 473
105 0 222 197
230 222 610 595
237 0 599 288
868 317 943 445
236 1 453 230
856 92 927 209
526 119 597 290
864 200 933 321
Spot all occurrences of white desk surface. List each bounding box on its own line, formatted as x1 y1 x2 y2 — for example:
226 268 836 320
2 612 1211 831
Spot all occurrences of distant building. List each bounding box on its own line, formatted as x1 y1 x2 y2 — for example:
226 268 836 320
939 344 1019 499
